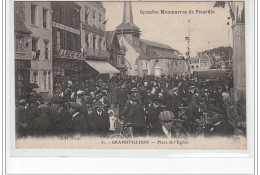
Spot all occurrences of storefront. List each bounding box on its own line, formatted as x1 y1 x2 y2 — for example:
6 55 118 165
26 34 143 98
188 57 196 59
53 59 84 84
15 59 31 97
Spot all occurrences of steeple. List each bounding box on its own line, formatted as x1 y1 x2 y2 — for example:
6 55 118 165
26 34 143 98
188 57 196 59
116 1 140 35
123 2 133 24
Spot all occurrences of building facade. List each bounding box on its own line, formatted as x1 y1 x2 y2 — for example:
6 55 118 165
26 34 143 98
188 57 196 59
51 2 83 85
198 54 213 70
14 1 53 98
77 2 119 79
14 5 32 97
115 2 190 77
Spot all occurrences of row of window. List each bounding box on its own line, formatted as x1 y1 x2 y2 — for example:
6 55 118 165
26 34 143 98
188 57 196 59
31 38 50 60
52 2 81 30
85 6 103 29
31 3 49 29
85 33 103 50
53 28 81 53
15 35 50 60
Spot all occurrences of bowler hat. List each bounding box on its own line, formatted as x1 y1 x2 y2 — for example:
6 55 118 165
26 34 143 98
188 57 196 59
70 102 82 111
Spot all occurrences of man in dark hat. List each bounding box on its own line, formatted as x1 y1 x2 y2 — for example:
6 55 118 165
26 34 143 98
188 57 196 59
16 99 29 137
89 101 109 137
146 98 162 136
30 104 51 136
117 84 128 117
122 94 146 137
69 102 89 135
164 87 180 117
212 86 224 110
184 89 203 120
25 97 40 136
49 96 73 135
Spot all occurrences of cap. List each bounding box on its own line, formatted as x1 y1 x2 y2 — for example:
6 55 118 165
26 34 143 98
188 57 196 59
19 99 27 104
93 100 106 108
144 82 148 86
68 81 73 86
38 104 49 110
172 87 178 91
131 87 138 92
77 90 85 95
158 111 176 121
204 89 209 92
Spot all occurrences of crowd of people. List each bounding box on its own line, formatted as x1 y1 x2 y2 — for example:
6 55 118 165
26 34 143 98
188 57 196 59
16 74 245 139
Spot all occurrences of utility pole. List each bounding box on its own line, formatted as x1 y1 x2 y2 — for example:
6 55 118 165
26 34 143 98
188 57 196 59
185 19 191 61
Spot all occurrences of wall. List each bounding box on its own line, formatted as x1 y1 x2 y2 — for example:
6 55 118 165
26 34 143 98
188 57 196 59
24 2 53 97
78 2 106 51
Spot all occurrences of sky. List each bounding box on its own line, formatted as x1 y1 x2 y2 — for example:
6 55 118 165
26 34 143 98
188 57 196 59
102 1 232 57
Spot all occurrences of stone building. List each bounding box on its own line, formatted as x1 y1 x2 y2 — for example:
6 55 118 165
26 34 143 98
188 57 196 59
77 2 119 79
115 2 190 77
198 54 213 70
14 2 53 98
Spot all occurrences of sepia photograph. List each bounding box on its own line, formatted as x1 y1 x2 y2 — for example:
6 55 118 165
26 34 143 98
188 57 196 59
14 1 247 149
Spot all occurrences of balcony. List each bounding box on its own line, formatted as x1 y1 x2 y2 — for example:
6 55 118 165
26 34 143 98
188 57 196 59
82 23 105 37
82 47 110 60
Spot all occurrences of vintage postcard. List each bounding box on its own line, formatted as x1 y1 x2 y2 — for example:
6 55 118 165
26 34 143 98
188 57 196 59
14 1 247 149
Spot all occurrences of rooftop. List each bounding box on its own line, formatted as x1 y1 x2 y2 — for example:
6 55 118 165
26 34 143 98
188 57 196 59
140 39 175 51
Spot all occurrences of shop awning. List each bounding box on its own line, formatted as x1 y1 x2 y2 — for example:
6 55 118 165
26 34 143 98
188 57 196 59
85 60 120 74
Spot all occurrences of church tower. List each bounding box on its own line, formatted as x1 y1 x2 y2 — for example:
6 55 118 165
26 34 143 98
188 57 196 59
116 2 141 47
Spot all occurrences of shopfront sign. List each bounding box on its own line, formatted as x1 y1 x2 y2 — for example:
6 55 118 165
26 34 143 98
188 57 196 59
57 49 83 60
52 21 80 35
15 60 31 69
